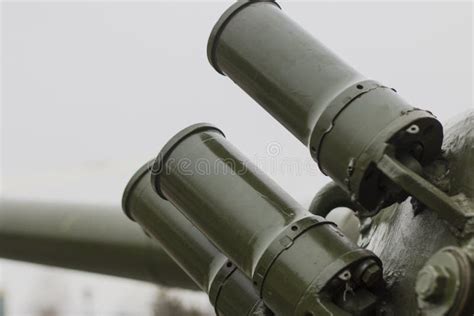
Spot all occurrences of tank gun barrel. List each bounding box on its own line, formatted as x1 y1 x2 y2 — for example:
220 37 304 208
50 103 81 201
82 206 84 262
0 199 196 290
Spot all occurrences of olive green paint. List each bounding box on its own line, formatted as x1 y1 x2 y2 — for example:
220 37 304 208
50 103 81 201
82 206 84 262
208 0 443 212
152 123 382 315
0 199 195 289
123 160 271 316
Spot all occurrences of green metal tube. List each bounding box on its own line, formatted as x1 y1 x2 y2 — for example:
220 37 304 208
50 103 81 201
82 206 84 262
208 0 363 145
0 199 195 289
152 123 307 277
152 123 383 315
208 0 443 212
123 161 272 316
208 1 365 145
309 181 364 218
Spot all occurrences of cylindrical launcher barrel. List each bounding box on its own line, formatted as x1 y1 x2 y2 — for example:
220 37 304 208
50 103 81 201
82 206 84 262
208 0 443 211
123 160 271 316
152 123 382 315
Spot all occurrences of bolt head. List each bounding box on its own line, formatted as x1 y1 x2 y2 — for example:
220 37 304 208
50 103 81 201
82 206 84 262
361 264 382 287
415 265 448 302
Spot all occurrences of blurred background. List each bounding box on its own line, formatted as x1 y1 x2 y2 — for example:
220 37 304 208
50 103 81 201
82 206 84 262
1 0 472 315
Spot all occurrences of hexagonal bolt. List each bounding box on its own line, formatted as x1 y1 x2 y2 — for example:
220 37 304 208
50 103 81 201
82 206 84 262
415 265 448 302
361 263 383 287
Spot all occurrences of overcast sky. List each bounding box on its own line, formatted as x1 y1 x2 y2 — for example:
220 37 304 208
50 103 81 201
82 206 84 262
1 1 473 315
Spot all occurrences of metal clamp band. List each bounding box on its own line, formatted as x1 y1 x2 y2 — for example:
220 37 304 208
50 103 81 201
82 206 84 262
208 260 237 315
252 215 334 296
309 80 381 174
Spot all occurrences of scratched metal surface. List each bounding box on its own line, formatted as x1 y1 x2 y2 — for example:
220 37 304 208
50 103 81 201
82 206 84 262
359 110 474 315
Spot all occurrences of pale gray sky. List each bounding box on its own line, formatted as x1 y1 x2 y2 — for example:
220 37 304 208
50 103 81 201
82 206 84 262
1 1 472 315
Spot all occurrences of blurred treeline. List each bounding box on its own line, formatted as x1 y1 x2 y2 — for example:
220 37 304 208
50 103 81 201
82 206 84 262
31 288 214 316
153 291 213 316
